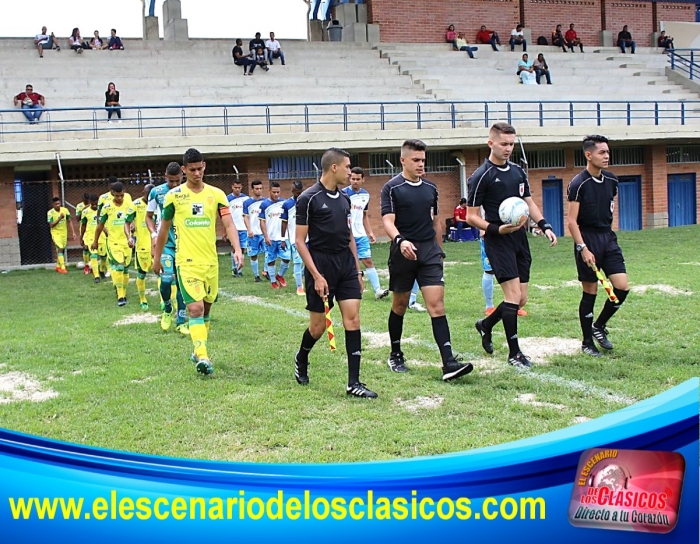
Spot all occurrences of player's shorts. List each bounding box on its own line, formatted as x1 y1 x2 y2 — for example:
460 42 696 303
290 243 303 265
480 238 492 273
576 229 626 283
354 235 372 260
388 238 444 292
305 248 361 313
266 240 291 262
135 248 152 273
107 243 132 269
177 263 219 305
51 235 67 251
247 234 266 257
483 227 531 284
237 230 248 252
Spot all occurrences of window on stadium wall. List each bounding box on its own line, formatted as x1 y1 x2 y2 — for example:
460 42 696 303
510 148 566 169
368 151 457 176
667 145 700 163
574 147 645 168
269 155 360 180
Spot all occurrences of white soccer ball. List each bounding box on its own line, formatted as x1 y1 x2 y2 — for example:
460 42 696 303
76 260 85 269
499 197 530 227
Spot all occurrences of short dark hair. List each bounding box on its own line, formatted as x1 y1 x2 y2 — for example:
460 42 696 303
183 148 204 166
292 180 303 190
144 183 155 195
52 196 60 202
350 167 365 177
321 147 350 173
270 181 281 189
490 122 516 136
582 134 609 153
108 175 118 185
165 162 181 176
83 192 90 200
111 28 116 33
459 198 467 205
516 24 523 30
236 38 242 45
112 181 124 193
90 194 98 202
232 179 242 185
26 84 33 89
255 32 261 37
401 139 427 153
251 179 263 188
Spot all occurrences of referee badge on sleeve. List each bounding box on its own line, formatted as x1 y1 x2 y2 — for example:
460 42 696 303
610 200 615 213
519 183 525 197
347 214 352 229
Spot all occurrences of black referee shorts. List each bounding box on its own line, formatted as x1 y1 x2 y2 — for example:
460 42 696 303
305 248 361 313
575 230 626 283
388 239 444 293
484 228 532 284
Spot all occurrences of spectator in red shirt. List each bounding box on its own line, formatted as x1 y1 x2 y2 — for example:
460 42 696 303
453 198 468 240
565 23 584 52
476 25 501 51
14 84 45 124
446 24 457 49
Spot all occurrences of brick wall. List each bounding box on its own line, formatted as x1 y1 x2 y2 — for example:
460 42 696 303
0 170 21 267
657 2 696 25
522 0 601 47
604 2 654 45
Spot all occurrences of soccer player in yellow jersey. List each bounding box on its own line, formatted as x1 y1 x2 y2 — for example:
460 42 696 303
125 183 155 311
154 148 243 375
92 182 132 307
80 195 106 284
75 193 91 273
47 197 76 273
97 176 132 279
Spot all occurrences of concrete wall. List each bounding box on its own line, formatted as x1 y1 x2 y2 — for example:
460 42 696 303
522 1 601 48
662 20 700 48
604 2 654 45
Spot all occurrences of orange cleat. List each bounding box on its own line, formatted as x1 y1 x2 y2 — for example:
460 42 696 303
484 306 495 316
517 308 528 317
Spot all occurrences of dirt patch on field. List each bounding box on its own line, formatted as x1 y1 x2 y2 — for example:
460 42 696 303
113 313 160 326
145 289 160 297
363 331 419 350
220 292 307 318
0 372 58 404
516 393 566 411
631 284 693 296
517 337 582 365
396 395 444 412
472 357 506 375
131 377 154 384
376 268 390 279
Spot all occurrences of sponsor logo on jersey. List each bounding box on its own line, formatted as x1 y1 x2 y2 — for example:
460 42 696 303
192 203 204 216
185 217 212 228
519 183 525 197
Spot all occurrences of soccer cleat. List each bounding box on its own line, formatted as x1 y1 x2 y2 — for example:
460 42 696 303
484 306 496 316
140 302 149 311
231 269 237 278
582 342 603 357
592 324 613 350
160 310 173 331
294 353 309 385
517 308 528 317
261 270 269 279
83 265 90 275
55 266 61 273
296 287 305 296
175 324 190 336
254 276 262 283
442 358 474 381
104 270 111 278
117 297 127 307
94 277 100 284
346 382 378 398
190 353 199 364
475 319 494 354
196 358 214 375
408 302 426 312
387 351 408 373
276 274 287 288
271 281 280 290
508 352 532 369
58 268 68 274
375 288 390 300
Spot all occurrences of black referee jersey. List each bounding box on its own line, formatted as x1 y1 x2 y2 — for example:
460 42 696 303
467 159 530 224
567 169 618 231
380 174 439 242
296 181 352 253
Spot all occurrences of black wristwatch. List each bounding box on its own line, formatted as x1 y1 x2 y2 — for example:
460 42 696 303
575 243 587 253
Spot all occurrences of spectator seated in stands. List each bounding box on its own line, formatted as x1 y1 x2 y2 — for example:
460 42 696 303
254 47 270 72
565 23 584 52
454 33 478 59
232 38 256 76
617 25 635 54
14 84 45 124
552 25 567 52
89 30 107 50
108 29 124 50
476 25 501 51
249 32 266 57
453 198 468 240
533 53 552 84
69 28 89 54
34 26 60 57
446 24 457 49
510 24 527 52
658 31 674 51
105 82 121 122
266 32 285 65
517 53 536 85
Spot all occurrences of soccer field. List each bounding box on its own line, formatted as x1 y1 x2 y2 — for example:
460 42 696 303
0 226 698 463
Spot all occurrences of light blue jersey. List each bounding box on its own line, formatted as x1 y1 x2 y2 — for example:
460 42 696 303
147 184 177 251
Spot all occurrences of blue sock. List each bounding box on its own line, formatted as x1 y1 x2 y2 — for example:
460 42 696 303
176 285 187 325
409 280 419 306
365 267 380 292
160 279 172 313
482 272 494 309
294 262 303 289
250 258 259 277
267 263 277 283
279 261 289 278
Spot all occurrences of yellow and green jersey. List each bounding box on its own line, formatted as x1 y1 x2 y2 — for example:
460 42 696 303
125 198 150 252
97 191 132 216
47 206 70 244
99 200 131 248
162 183 229 267
81 206 103 246
75 201 88 222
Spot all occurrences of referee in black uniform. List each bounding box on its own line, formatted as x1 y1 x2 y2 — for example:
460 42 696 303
294 148 377 398
381 139 473 381
466 123 557 368
567 135 630 356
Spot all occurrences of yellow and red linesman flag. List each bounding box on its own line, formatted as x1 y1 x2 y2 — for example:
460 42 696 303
323 296 337 352
590 263 619 304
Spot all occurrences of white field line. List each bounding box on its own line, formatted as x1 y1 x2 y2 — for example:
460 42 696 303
218 290 307 318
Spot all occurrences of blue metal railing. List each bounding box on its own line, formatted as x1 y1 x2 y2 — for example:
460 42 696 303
667 49 700 80
0 99 698 144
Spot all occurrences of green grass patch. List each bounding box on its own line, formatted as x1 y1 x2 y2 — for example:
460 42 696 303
1 226 698 463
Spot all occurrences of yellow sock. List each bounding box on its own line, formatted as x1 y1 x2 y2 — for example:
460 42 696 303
83 250 90 264
100 259 107 273
171 284 177 302
57 254 66 270
136 277 147 303
158 277 163 304
113 271 125 298
190 318 208 360
91 256 100 278
122 270 130 295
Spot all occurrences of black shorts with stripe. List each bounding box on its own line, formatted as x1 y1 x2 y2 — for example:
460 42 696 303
388 239 444 292
305 248 361 313
575 230 626 283
483 227 532 283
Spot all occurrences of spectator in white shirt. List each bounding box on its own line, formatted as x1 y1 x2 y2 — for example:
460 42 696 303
34 26 60 57
510 24 527 52
265 32 286 65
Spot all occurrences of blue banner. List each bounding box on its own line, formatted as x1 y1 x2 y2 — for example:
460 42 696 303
1 378 697 542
